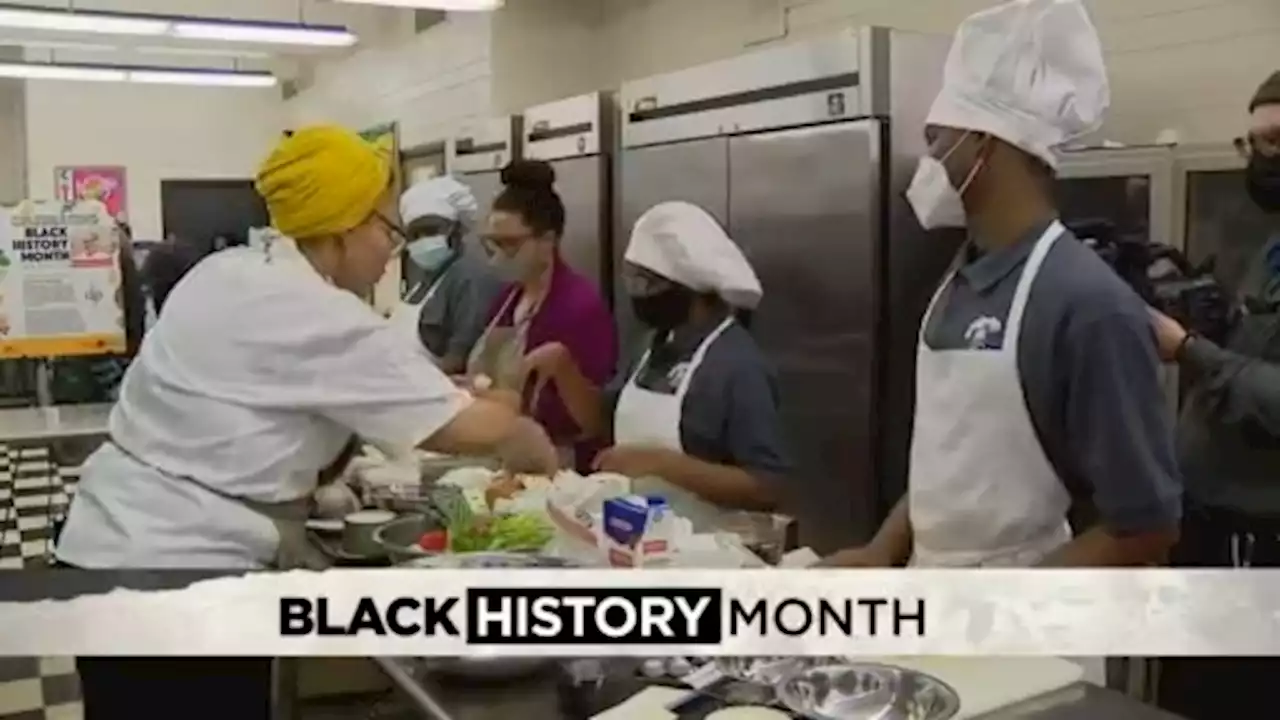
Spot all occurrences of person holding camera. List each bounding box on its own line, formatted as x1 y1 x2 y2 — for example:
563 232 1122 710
1154 70 1280 720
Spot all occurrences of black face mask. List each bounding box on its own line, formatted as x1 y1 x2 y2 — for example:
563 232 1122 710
631 287 694 332
1246 152 1280 213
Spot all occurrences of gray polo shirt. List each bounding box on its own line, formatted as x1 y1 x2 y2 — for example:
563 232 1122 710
922 218 1182 535
410 247 504 364
600 315 792 481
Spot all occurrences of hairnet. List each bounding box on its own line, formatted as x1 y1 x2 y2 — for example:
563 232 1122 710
1251 71 1280 112
926 0 1110 169
625 201 763 310
255 125 391 241
400 176 479 229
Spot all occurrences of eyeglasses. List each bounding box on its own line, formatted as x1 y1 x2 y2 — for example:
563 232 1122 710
621 269 674 297
1234 132 1280 159
481 233 534 256
374 212 408 252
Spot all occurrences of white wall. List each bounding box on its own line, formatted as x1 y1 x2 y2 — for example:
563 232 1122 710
25 82 284 239
582 0 1280 145
286 12 494 149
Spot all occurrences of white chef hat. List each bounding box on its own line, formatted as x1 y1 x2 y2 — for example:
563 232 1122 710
926 0 1110 169
625 201 763 310
399 175 479 229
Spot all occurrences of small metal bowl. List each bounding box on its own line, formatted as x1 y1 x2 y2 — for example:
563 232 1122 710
715 657 802 685
775 663 960 720
373 514 445 565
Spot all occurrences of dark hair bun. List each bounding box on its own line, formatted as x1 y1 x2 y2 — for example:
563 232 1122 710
500 160 556 190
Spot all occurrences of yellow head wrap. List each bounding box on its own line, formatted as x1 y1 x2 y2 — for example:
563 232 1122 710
255 125 392 241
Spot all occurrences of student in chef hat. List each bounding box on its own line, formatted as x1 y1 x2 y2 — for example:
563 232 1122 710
522 201 790 531
827 0 1181 651
907 0 1110 230
392 175 504 373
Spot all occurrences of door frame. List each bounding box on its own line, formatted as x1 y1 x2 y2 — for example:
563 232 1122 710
1170 142 1247 260
159 179 264 242
1056 146 1179 251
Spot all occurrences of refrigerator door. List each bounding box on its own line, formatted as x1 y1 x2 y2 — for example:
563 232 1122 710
550 155 611 295
727 119 882 553
460 170 505 224
616 137 730 356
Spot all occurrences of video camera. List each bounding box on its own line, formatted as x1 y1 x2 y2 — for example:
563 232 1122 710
1069 219 1238 345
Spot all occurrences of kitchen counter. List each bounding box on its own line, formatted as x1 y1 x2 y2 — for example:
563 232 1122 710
371 658 1186 720
0 403 112 442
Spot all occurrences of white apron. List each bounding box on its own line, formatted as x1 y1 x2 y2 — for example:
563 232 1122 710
466 291 573 467
614 317 734 533
907 220 1105 686
388 269 450 363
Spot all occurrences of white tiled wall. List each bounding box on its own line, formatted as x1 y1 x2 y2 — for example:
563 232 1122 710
24 82 285 240
286 12 495 149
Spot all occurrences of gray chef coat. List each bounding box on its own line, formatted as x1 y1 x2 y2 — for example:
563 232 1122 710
601 314 792 481
410 247 504 364
922 218 1182 535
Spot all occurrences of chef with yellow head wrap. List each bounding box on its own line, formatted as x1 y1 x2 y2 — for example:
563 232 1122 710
54 125 559 718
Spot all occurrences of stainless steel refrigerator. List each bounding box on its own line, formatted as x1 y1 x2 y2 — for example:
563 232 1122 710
521 92 617 301
449 115 523 232
617 28 951 552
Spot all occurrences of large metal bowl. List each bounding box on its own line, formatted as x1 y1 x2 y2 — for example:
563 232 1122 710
373 514 445 564
420 656 554 680
775 662 960 720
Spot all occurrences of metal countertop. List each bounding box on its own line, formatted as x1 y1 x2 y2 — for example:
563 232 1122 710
371 659 1185 720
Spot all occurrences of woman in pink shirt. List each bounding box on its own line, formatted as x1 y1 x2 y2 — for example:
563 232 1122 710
465 160 618 472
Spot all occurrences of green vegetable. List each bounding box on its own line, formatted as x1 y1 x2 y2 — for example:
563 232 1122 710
447 513 554 553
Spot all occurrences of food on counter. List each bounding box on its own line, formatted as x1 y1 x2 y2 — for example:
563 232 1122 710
640 659 667 679
314 482 361 519
416 529 448 552
705 708 789 720
449 513 554 553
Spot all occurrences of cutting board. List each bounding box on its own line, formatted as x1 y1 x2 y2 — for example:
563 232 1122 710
866 657 1085 719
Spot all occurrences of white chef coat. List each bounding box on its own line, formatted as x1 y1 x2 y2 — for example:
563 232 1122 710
908 220 1105 685
55 239 471 569
615 316 735 532
388 269 450 361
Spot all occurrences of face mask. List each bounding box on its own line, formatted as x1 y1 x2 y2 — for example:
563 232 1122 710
1246 152 1280 213
905 133 985 230
631 287 694 332
407 235 453 271
490 242 537 282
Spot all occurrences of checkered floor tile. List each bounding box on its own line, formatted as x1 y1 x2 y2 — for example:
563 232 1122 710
0 444 83 720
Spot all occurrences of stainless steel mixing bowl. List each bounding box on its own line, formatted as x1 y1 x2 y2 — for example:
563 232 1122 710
775 662 961 720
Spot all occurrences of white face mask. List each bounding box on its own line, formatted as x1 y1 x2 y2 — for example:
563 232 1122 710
905 132 984 230
906 156 968 229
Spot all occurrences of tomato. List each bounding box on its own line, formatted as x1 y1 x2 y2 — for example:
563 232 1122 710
417 530 448 552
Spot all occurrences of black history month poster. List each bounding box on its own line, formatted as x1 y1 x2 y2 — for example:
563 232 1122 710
0 199 125 358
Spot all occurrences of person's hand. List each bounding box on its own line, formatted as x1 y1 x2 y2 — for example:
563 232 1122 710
1148 308 1188 362
474 387 522 412
815 545 896 568
522 342 571 383
497 417 560 477
592 445 681 478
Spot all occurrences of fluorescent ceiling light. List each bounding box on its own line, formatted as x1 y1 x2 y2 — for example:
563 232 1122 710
170 21 355 48
130 69 276 87
0 61 125 82
0 60 275 88
332 0 503 10
136 46 271 60
0 4 356 48
0 7 168 36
